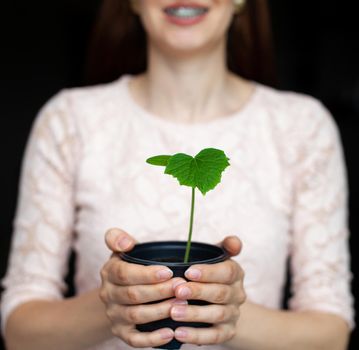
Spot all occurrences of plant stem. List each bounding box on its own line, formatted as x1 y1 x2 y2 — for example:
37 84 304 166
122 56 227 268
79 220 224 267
184 187 196 263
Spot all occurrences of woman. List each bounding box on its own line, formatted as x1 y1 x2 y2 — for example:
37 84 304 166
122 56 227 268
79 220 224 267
1 0 354 349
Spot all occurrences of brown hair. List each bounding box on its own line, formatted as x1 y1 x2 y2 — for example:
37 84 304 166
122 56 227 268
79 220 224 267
85 0 277 87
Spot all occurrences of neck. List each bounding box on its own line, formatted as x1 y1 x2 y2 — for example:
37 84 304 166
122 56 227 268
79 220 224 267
132 40 243 123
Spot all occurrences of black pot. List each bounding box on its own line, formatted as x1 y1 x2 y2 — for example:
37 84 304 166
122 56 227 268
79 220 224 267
119 241 229 349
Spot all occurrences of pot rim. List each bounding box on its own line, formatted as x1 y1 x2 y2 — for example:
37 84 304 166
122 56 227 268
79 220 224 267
119 240 229 267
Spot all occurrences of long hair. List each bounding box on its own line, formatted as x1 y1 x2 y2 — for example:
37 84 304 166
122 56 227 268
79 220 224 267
85 0 277 87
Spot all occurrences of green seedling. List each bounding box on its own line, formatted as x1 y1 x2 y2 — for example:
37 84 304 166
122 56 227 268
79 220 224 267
146 148 230 263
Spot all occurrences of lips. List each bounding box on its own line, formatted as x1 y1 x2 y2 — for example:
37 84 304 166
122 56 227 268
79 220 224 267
164 6 209 18
163 3 209 25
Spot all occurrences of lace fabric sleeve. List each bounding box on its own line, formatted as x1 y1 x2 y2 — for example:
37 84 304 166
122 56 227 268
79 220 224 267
288 100 355 329
1 91 80 334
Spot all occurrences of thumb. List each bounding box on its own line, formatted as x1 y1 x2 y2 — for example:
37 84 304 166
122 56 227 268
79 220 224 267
105 228 136 252
217 235 242 257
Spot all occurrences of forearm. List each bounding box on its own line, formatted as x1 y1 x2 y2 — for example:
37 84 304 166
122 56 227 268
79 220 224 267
4 288 113 350
226 301 350 350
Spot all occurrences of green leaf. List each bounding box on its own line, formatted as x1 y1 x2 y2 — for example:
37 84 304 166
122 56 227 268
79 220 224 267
146 155 172 166
164 148 230 195
164 153 196 187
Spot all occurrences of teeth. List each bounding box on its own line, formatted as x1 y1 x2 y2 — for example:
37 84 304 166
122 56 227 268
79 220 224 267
164 7 208 18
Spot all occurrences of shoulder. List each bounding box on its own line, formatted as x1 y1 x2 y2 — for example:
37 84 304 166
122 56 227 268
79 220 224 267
253 83 342 166
35 76 130 135
55 76 127 117
256 83 332 125
40 77 123 112
255 83 340 141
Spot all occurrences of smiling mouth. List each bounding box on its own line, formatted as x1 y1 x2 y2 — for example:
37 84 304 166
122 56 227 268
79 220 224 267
163 6 209 19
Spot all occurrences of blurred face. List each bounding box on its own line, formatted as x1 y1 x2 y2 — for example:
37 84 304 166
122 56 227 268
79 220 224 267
131 0 236 55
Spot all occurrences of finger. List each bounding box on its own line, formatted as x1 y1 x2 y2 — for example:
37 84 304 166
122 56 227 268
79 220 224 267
185 259 244 284
108 259 174 285
175 281 245 304
112 324 174 348
105 228 136 252
109 298 188 325
217 235 242 257
171 303 239 324
174 323 236 345
110 277 185 304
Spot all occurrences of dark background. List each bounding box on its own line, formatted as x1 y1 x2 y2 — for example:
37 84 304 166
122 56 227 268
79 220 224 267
1 1 358 349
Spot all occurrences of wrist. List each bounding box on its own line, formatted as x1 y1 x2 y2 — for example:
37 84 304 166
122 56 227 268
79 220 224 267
223 300 252 350
87 288 113 341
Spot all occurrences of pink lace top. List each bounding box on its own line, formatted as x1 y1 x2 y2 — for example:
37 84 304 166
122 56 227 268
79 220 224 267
1 75 354 349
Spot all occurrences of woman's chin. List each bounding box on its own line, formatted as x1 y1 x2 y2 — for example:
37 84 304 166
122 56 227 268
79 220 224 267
155 35 221 58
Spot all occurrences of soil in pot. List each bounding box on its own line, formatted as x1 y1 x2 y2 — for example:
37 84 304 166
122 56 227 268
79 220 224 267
119 241 229 350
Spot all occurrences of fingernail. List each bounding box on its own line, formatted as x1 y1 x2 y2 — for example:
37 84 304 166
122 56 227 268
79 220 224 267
160 329 174 339
172 279 186 290
156 269 173 280
117 236 131 250
172 299 188 305
185 268 201 280
172 305 186 319
175 329 188 338
178 286 191 298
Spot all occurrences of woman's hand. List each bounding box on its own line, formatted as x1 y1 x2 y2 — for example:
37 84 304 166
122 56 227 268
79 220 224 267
171 235 246 346
99 228 187 348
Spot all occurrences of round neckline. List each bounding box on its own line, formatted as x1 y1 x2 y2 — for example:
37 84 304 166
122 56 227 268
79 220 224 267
118 74 260 130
